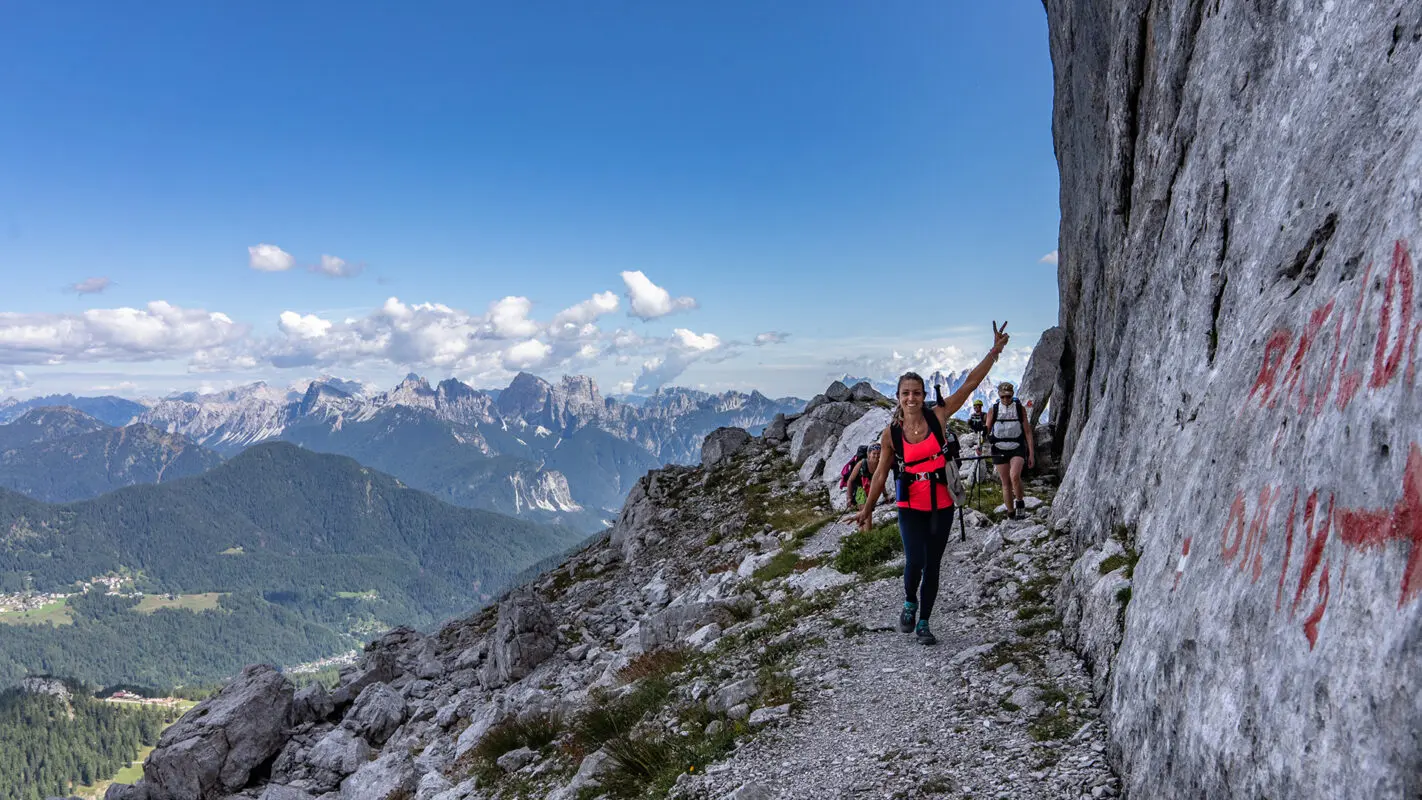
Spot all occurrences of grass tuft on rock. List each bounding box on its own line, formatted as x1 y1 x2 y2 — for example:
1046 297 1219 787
833 522 902 575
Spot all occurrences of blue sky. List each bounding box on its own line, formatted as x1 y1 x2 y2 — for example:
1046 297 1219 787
0 1 1059 400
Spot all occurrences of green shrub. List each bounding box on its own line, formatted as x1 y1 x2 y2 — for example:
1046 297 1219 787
834 523 902 575
752 550 801 582
1028 707 1076 741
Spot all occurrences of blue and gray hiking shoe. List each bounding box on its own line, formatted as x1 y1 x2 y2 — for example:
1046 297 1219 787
915 620 937 645
898 601 917 633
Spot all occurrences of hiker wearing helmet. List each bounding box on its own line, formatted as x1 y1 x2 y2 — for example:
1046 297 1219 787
844 444 882 511
856 321 1011 645
985 381 1036 519
968 399 987 435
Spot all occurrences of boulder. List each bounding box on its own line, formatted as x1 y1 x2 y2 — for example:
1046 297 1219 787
292 683 333 725
481 592 558 687
305 727 372 784
761 414 789 444
340 683 406 746
1016 326 1065 427
823 380 852 402
496 746 538 773
707 677 758 714
788 402 870 468
339 750 415 800
848 381 887 403
821 407 892 510
547 749 614 800
701 426 752 468
138 664 293 799
785 567 855 595
747 703 791 727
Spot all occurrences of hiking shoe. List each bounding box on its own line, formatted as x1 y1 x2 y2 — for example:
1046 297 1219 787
898 602 918 633
915 620 937 645
1016 499 1027 517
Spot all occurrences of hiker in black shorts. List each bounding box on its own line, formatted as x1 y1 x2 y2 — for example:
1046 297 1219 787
985 382 1035 519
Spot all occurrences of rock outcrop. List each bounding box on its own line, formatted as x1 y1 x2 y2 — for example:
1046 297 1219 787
1047 1 1422 797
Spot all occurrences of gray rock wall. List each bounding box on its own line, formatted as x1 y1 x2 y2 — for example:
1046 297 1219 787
1046 1 1422 797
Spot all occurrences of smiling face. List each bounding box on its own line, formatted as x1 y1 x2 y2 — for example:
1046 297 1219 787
896 375 926 415
867 449 881 470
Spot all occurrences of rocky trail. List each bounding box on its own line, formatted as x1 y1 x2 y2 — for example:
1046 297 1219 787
685 510 1118 800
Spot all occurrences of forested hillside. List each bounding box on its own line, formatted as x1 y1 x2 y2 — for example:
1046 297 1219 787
0 443 585 690
0 681 169 800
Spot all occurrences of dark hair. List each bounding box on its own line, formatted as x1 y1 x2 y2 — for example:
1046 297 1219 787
892 372 925 424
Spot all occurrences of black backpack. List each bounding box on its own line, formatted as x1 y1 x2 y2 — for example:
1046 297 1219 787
889 409 961 511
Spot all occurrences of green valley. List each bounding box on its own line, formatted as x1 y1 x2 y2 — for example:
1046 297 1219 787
0 442 587 691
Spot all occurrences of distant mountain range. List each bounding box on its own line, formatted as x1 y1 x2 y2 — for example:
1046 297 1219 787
0 394 147 427
0 373 802 531
134 373 802 529
839 370 1002 412
0 407 223 503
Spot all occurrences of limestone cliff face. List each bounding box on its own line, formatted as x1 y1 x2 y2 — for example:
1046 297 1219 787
1046 1 1421 797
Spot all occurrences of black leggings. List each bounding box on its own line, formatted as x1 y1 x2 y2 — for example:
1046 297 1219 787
898 507 953 620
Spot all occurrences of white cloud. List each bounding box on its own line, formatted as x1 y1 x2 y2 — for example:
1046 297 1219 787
69 277 112 295
672 328 720 351
487 296 540 339
311 254 362 278
0 302 248 365
621 271 697 320
754 331 789 346
552 292 619 327
1 368 30 392
1039 250 1059 265
278 311 333 340
249 243 296 272
503 339 552 370
633 327 726 393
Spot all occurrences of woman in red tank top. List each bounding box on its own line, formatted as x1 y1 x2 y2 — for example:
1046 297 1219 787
855 321 1011 645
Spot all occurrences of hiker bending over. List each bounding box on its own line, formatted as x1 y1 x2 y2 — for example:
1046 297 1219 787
845 444 882 511
985 381 1036 519
856 321 1011 645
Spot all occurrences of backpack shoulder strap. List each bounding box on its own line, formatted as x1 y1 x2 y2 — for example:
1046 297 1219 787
922 408 946 450
889 423 904 471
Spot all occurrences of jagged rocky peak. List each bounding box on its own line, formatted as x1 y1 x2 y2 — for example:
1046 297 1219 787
496 371 555 417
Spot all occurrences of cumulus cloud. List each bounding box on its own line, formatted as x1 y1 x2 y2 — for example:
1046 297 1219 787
621 271 697 320
278 311 334 340
260 293 646 384
754 331 790 346
552 292 619 327
249 243 295 272
311 254 363 278
68 277 112 295
633 327 726 394
0 302 249 365
1039 250 1059 265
